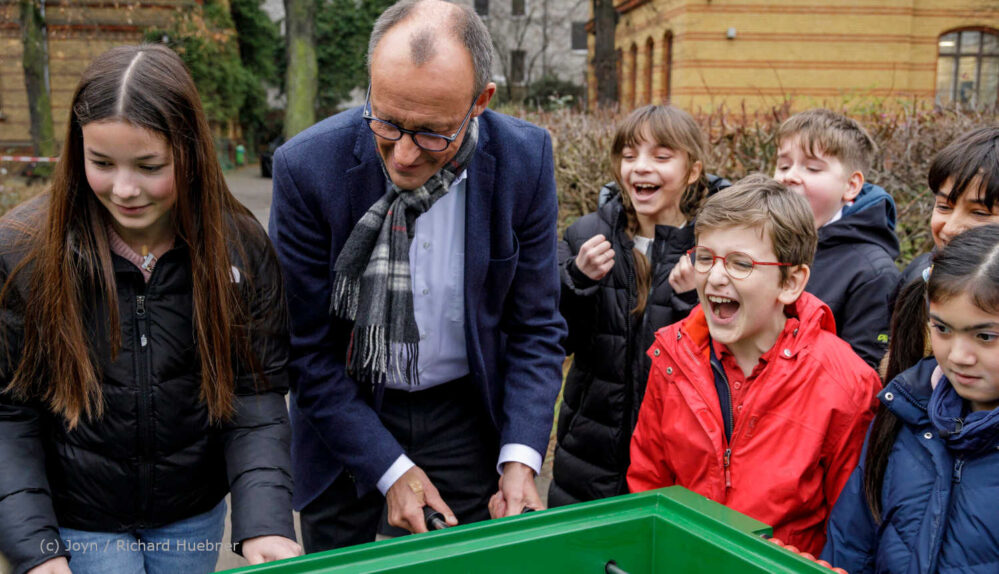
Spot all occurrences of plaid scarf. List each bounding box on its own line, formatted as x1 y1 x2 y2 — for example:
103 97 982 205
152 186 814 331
330 118 479 386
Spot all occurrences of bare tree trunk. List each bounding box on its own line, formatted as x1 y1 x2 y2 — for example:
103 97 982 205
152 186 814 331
283 0 317 139
20 0 55 160
592 0 617 107
492 38 515 103
541 0 549 77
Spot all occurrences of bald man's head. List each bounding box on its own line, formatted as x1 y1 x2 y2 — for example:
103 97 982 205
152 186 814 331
368 0 493 96
407 26 437 67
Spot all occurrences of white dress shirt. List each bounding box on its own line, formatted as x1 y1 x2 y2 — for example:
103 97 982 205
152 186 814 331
376 173 542 495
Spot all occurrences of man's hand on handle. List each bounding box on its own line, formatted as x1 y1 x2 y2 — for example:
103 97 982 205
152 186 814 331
386 466 458 534
488 461 544 518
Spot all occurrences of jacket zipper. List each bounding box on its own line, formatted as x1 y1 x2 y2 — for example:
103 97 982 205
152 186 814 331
631 234 661 426
722 373 735 447
723 380 734 491
631 251 660 431
709 349 736 492
723 448 732 489
617 248 637 496
952 457 965 484
134 291 153 523
927 454 966 572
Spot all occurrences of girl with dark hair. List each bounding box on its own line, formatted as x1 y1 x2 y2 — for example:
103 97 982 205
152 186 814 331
0 44 301 574
885 126 999 382
822 224 999 573
548 105 718 506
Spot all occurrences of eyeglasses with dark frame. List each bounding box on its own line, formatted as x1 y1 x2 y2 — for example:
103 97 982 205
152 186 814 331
687 246 793 279
362 84 477 153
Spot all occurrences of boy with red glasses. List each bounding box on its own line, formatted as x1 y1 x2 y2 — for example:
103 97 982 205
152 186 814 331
628 174 880 556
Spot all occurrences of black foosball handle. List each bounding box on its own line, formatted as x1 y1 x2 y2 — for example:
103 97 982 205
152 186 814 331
423 506 449 530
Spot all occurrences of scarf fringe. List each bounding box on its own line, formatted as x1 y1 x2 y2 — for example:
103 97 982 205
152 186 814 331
330 273 360 319
392 341 420 386
347 325 421 386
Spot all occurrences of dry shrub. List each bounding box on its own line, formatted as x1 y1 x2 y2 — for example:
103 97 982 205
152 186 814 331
863 107 997 263
6 103 996 268
512 102 999 268
0 178 45 219
512 107 619 234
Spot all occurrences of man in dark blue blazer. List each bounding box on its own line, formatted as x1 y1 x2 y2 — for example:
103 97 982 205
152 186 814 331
268 0 566 552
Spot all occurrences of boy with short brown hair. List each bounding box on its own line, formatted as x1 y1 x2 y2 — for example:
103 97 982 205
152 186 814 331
628 174 880 556
774 108 900 367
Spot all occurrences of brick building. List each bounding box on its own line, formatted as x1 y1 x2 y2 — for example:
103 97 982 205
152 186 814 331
593 0 999 112
1 0 197 149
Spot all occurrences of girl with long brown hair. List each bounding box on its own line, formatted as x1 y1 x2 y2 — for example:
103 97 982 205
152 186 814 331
0 44 300 574
548 105 726 506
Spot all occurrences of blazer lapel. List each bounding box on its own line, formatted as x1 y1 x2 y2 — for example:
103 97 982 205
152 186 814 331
345 125 388 223
462 126 495 400
464 131 496 303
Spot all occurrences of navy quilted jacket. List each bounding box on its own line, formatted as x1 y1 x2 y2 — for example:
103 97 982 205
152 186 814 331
805 182 900 368
821 358 999 573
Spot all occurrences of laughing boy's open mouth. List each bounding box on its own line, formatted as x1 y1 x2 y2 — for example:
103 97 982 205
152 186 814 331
708 295 740 320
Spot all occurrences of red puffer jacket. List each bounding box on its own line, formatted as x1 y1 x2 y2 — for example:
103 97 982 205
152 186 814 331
627 292 879 555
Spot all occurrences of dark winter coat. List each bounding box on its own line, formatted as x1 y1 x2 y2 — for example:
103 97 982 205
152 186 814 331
548 194 699 506
806 182 901 368
822 358 999 573
0 200 295 574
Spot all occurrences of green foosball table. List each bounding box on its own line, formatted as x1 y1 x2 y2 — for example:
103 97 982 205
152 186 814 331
224 487 830 573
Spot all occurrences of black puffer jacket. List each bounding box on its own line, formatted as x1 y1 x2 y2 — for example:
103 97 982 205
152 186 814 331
548 195 698 506
0 200 294 574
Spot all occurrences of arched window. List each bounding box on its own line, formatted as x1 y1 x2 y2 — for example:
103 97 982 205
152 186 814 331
629 43 638 109
937 28 999 108
645 38 654 104
616 48 623 101
662 32 673 104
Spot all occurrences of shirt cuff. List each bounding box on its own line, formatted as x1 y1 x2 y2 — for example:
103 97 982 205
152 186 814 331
497 444 543 476
377 454 416 495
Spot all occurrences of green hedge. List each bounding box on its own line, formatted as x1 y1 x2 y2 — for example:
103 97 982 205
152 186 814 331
509 103 999 267
5 103 997 270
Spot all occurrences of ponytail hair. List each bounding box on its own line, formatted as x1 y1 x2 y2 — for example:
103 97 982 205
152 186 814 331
862 405 904 523
884 277 931 385
865 223 999 521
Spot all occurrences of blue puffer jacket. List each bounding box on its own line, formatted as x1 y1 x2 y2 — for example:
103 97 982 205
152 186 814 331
821 358 999 573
